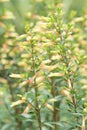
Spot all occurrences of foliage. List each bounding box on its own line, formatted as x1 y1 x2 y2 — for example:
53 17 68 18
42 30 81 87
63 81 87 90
0 0 87 130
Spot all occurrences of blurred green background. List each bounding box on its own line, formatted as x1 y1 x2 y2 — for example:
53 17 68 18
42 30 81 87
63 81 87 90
1 0 87 34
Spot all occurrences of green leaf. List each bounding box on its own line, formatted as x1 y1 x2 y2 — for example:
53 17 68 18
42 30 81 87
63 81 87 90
44 122 54 128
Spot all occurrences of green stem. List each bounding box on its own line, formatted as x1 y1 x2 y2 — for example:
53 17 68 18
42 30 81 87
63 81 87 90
34 85 42 130
82 115 86 130
7 80 22 130
67 78 80 130
31 42 42 130
65 58 80 130
51 79 59 130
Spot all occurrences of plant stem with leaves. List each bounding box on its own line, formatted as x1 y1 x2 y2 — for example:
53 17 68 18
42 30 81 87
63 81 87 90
31 42 42 130
51 78 59 130
7 80 22 130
